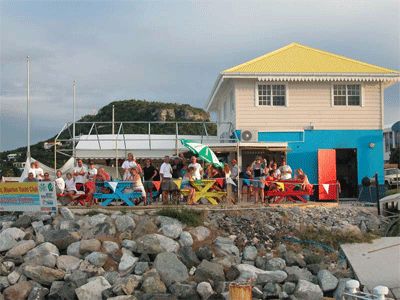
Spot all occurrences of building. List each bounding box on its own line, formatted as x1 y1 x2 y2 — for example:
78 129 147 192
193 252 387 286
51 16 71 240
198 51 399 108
384 121 400 164
205 43 400 200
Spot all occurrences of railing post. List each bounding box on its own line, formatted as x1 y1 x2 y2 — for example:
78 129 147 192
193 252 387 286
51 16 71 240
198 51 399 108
373 286 389 300
346 280 360 294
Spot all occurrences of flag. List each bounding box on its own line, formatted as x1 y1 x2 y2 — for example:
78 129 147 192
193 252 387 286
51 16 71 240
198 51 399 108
276 182 285 191
215 178 224 188
243 179 250 186
227 177 236 186
322 184 329 194
108 181 118 193
173 180 182 190
152 181 161 191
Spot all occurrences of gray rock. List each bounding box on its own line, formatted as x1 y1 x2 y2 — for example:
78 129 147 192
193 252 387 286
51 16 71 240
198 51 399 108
153 252 189 286
263 282 281 298
215 243 239 257
27 285 49 300
67 241 84 259
225 266 240 281
243 246 258 261
132 217 158 239
1 227 25 241
333 278 352 300
283 251 306 268
169 281 199 299
154 216 184 228
119 253 139 276
7 240 36 256
7 269 21 285
141 276 167 294
336 259 347 270
56 255 81 272
103 271 120 286
80 239 101 254
213 237 234 246
112 275 141 295
291 206 302 214
42 229 78 250
48 281 76 300
306 264 320 275
115 215 136 232
60 207 75 220
85 252 108 267
103 241 120 255
285 266 314 282
24 265 65 285
0 276 10 289
78 260 106 277
11 215 32 229
178 247 200 268
42 254 57 268
211 255 241 269
135 262 150 275
293 279 324 300
67 270 89 288
122 240 137 252
80 215 117 239
265 257 286 271
236 264 287 283
0 233 17 252
196 245 213 261
108 296 137 300
197 282 213 300
135 234 179 254
75 276 112 300
252 286 263 299
179 231 193 247
317 269 339 292
283 282 296 295
3 281 33 300
195 260 225 283
278 244 287 254
24 242 59 266
159 225 182 239
190 226 210 241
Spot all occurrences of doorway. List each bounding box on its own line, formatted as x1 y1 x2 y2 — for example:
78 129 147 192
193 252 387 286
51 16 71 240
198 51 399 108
336 148 358 198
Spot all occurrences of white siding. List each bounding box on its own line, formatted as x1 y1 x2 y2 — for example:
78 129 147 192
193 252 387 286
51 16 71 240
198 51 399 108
235 79 382 131
216 80 236 139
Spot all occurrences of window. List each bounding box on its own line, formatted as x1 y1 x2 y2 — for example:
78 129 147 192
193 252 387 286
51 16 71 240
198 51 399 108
257 84 286 106
333 84 361 106
230 90 235 112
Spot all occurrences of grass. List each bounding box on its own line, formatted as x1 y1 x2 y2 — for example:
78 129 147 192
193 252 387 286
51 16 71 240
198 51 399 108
386 188 400 196
156 207 203 227
295 226 379 251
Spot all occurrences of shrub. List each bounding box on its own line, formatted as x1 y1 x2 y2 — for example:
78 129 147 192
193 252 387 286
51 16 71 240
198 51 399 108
157 208 203 227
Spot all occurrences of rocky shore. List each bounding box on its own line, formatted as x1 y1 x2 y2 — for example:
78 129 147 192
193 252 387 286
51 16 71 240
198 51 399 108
0 205 389 300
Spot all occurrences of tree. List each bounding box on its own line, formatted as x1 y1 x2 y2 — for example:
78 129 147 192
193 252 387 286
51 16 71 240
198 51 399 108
389 146 400 165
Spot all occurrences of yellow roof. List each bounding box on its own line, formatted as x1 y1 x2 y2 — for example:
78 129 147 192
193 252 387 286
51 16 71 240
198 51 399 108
223 43 399 74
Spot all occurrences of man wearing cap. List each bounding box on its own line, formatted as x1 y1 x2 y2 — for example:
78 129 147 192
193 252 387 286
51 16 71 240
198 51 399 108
230 159 240 202
160 156 173 204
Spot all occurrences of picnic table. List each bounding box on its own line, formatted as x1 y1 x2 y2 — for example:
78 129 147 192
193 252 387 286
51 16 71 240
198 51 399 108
93 181 137 206
181 179 226 205
264 179 313 204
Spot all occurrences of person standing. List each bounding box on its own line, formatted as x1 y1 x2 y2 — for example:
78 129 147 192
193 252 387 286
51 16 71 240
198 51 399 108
87 162 97 182
251 156 267 204
230 159 240 203
279 160 292 180
54 170 65 195
160 155 173 204
73 159 88 191
28 162 36 178
171 156 185 204
143 159 158 203
188 156 203 180
35 162 44 181
122 153 137 180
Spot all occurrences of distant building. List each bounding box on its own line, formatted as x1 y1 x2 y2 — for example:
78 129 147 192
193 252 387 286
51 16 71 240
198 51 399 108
205 42 400 200
7 154 18 161
384 121 400 163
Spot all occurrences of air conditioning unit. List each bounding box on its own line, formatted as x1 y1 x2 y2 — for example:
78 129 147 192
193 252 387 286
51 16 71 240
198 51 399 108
241 130 258 142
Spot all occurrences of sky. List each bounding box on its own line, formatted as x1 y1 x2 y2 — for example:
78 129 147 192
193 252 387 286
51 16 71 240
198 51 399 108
1 0 399 152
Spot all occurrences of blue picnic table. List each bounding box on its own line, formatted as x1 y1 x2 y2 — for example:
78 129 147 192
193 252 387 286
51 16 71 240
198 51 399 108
93 181 157 206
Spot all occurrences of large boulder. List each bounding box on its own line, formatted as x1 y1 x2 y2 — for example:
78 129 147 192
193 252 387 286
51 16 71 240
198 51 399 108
132 217 158 239
159 224 183 239
75 276 112 300
85 252 108 267
285 266 314 282
0 233 17 252
79 214 117 239
42 229 79 250
153 252 189 286
24 242 59 266
119 253 139 276
11 214 32 229
115 215 136 233
154 216 184 228
196 245 213 261
80 239 101 254
293 279 324 300
213 237 239 257
2 280 33 300
283 251 306 268
6 239 36 256
67 241 84 259
135 234 179 254
57 255 82 272
60 207 75 220
318 269 339 292
49 281 76 299
24 265 65 285
1 227 25 241
197 282 214 300
179 231 193 247
178 247 200 269
169 282 200 300
195 260 225 283
235 264 287 283
190 226 210 241
243 246 258 261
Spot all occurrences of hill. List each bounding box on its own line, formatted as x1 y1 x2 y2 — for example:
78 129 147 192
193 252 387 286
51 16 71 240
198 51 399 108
0 99 215 177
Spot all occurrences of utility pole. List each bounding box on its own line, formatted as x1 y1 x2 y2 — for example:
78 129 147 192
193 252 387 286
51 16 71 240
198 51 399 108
73 80 76 159
26 56 31 160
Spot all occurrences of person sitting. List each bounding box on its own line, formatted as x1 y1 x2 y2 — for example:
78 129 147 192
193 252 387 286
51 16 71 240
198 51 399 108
23 172 38 182
35 162 44 181
55 170 65 195
65 173 78 204
87 162 97 182
42 172 51 182
128 167 147 206
101 168 110 181
73 159 88 191
181 166 197 205
294 169 313 193
279 160 293 180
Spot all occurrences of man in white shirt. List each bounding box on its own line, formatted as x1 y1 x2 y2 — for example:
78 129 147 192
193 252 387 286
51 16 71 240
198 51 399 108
28 162 36 179
272 162 281 179
279 160 292 180
159 155 173 204
55 170 65 194
122 153 137 180
73 159 88 190
87 162 97 182
35 161 44 181
188 156 203 180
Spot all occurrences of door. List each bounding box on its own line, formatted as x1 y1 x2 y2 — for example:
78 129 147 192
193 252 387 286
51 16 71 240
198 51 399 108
335 148 358 198
318 149 337 200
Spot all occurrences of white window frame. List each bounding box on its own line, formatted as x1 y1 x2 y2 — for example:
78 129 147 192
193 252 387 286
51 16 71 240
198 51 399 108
255 82 289 107
331 83 364 107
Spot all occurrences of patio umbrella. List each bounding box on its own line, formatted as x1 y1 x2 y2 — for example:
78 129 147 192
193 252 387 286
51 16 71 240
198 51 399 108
180 139 224 168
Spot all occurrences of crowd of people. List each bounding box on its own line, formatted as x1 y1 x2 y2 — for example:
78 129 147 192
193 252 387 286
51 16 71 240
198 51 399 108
20 153 312 206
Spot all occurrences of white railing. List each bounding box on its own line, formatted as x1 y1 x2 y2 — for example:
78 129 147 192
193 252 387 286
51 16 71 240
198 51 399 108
342 280 392 300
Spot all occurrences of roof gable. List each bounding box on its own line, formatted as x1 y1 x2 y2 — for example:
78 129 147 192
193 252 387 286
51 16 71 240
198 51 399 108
223 43 399 74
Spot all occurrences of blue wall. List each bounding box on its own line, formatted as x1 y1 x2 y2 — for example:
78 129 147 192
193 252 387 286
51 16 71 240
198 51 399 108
258 130 384 187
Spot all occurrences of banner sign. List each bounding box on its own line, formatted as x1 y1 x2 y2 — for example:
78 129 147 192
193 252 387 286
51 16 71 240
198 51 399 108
0 182 57 212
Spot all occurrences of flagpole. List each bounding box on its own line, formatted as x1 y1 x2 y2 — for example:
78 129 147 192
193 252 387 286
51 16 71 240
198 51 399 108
73 80 76 160
27 56 31 160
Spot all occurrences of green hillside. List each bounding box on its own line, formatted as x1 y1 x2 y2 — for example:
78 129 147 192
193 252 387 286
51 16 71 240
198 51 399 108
0 99 216 177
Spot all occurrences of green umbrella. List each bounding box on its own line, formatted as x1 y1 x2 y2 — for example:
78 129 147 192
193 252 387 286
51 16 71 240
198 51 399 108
180 139 224 168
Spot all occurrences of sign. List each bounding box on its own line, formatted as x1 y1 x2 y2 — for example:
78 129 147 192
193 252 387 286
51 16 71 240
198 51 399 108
0 182 57 212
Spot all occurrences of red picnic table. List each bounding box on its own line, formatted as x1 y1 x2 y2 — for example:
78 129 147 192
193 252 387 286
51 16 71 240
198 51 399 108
264 179 314 204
